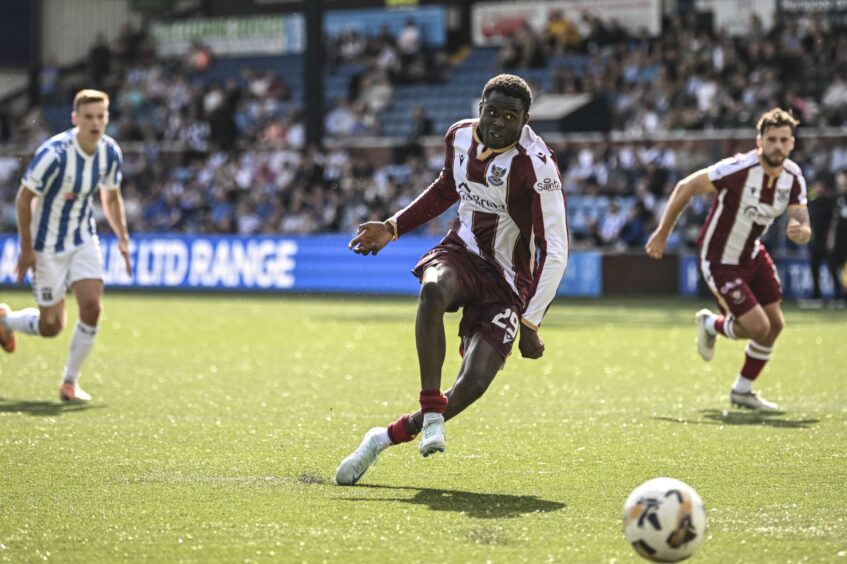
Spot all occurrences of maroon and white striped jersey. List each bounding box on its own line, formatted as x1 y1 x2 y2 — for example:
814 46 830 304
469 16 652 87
391 119 569 328
698 150 807 266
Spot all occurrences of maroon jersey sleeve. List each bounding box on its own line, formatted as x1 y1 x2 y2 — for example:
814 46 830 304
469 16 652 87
391 128 460 236
789 174 808 205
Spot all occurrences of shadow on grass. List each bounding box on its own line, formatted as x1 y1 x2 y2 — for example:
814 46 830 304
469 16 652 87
0 398 105 416
653 409 819 429
342 484 566 519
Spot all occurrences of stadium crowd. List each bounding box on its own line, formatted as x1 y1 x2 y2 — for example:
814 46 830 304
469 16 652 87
1 10 847 254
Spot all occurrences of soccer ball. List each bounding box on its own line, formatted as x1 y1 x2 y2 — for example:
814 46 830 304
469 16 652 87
622 477 707 562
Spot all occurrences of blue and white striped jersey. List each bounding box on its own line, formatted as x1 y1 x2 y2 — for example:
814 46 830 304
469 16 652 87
21 128 123 253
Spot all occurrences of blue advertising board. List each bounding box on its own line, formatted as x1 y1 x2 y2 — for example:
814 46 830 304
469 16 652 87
678 254 838 299
0 234 600 297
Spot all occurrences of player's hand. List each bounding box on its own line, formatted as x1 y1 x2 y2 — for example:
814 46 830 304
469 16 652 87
15 248 36 284
786 218 811 245
518 323 544 359
348 222 393 256
645 230 668 260
119 236 132 276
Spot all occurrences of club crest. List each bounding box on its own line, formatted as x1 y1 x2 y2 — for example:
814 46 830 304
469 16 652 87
487 164 507 186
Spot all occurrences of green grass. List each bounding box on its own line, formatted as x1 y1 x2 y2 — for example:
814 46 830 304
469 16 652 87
0 291 845 562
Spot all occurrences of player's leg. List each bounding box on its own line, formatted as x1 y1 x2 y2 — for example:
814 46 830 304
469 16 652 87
412 264 469 450
0 250 71 352
336 263 466 485
59 278 102 402
416 264 465 391
335 334 504 484
412 331 503 456
696 262 744 360
809 245 825 299
726 253 784 410
59 241 106 403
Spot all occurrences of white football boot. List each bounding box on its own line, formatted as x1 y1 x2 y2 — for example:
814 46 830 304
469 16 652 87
695 309 716 362
418 413 445 457
730 390 779 411
335 427 389 485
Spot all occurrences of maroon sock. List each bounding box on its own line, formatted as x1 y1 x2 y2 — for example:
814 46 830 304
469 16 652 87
420 388 448 414
387 415 414 444
714 317 736 339
740 341 772 380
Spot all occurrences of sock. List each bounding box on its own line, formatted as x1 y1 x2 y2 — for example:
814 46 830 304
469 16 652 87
714 316 737 340
4 308 41 336
387 415 415 444
419 388 448 414
738 340 772 383
62 321 98 384
372 428 392 450
732 375 754 394
406 415 421 436
423 412 443 425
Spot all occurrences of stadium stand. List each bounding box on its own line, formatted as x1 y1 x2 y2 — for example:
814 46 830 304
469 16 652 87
1 7 846 255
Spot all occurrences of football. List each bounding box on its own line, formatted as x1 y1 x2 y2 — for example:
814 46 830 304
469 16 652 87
622 477 707 562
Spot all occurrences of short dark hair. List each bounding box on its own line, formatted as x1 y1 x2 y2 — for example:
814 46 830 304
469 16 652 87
482 74 532 114
757 107 799 136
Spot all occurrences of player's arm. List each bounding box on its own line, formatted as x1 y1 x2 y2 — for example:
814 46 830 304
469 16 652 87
15 186 37 284
100 187 132 276
100 144 131 275
786 204 812 245
520 172 569 360
645 169 715 259
350 132 459 256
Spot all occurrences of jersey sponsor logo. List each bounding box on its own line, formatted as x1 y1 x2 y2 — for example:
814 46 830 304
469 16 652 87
487 164 507 186
536 151 547 163
743 205 770 223
776 187 790 201
747 184 759 198
535 178 562 192
457 182 507 212
459 154 465 166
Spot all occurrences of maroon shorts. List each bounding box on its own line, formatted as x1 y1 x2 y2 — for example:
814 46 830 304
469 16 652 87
413 242 522 359
700 248 782 318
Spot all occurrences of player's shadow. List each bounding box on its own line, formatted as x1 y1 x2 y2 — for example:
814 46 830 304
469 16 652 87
344 484 566 519
0 398 103 417
653 409 819 429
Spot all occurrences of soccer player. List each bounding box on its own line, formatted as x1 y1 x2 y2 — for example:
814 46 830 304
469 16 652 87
0 89 132 402
645 108 811 411
335 74 569 485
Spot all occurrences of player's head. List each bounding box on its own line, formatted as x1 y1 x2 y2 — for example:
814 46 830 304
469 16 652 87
755 107 799 168
71 89 110 144
478 74 532 149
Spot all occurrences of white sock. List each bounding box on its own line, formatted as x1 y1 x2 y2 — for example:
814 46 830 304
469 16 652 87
732 375 754 394
423 412 444 425
62 321 98 384
374 428 391 450
704 315 717 336
723 317 738 340
4 308 41 336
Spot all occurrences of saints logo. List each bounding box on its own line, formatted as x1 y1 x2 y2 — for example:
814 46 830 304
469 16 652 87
487 164 507 186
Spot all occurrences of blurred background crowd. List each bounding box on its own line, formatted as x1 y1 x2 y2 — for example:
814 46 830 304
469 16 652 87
1 3 847 264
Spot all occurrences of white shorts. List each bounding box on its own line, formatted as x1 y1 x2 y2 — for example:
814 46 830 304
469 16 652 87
33 239 104 306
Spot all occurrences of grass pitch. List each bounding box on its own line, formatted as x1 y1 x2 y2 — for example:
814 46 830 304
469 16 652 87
0 291 845 562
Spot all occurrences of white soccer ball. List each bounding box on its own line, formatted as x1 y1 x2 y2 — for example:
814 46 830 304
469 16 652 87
622 477 707 562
